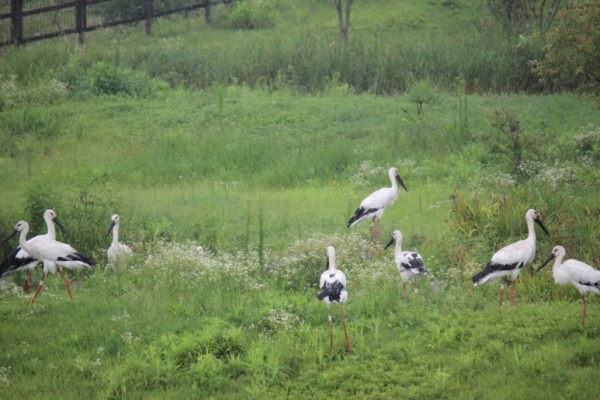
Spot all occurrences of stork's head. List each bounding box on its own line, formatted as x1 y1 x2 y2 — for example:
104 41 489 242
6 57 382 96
106 214 121 237
44 209 68 237
527 209 550 237
390 167 408 192
535 245 565 273
0 220 29 246
384 230 403 250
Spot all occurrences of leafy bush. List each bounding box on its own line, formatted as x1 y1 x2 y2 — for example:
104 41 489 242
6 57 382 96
59 61 166 96
226 0 277 29
530 0 600 100
0 76 68 111
573 124 600 162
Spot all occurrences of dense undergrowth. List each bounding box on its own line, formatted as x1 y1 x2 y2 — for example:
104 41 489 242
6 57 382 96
0 0 599 398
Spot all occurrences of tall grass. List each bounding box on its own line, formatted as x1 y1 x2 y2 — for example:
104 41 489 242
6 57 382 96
1 0 545 95
0 1 599 398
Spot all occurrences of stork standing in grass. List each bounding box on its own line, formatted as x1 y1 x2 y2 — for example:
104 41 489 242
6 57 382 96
1 221 95 303
0 210 67 292
536 245 600 327
384 229 429 299
106 214 133 266
317 246 351 353
472 208 550 310
347 167 408 245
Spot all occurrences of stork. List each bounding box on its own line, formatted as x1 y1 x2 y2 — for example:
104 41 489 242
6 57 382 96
317 246 351 353
1 221 95 303
106 214 133 266
536 245 600 327
347 167 407 245
0 209 66 292
472 208 550 310
384 229 429 299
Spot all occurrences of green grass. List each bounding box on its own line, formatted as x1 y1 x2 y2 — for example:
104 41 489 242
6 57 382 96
1 0 600 398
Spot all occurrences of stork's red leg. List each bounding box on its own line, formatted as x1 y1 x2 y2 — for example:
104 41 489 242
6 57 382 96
498 281 506 312
57 269 73 300
25 270 32 293
32 273 46 304
341 304 351 353
327 305 333 349
509 279 516 307
582 295 587 327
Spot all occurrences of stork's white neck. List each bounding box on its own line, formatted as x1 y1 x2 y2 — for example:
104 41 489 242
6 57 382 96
18 225 31 253
552 253 565 272
44 214 56 240
525 214 537 242
112 223 120 245
394 238 403 256
389 170 398 190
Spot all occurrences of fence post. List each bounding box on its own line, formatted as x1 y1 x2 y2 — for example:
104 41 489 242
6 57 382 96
144 0 154 35
10 0 23 45
204 0 211 24
75 0 87 46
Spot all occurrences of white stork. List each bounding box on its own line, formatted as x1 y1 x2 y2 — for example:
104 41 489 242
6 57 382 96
384 230 429 299
536 245 600 327
472 208 550 310
1 221 95 303
106 214 133 266
0 209 67 292
317 246 351 353
347 167 408 244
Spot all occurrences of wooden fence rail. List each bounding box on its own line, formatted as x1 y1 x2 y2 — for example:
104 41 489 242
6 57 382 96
0 0 233 47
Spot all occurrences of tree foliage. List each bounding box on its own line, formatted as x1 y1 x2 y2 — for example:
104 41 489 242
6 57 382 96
487 0 562 35
529 0 600 101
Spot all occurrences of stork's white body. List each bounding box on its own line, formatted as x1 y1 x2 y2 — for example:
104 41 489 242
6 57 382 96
319 266 348 306
317 246 351 352
2 221 94 302
547 248 600 297
347 167 407 244
537 246 600 326
472 209 549 309
0 210 64 291
107 214 133 266
385 230 428 298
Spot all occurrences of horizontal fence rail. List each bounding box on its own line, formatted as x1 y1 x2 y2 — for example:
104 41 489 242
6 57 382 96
0 0 234 47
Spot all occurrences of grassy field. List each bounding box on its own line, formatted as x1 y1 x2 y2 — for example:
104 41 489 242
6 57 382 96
1 0 599 398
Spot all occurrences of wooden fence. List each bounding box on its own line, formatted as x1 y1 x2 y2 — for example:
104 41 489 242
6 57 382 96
0 0 233 47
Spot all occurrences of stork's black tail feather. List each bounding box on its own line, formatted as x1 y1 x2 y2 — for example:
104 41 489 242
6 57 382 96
347 208 363 228
58 252 96 268
318 280 344 300
0 247 31 277
347 207 379 228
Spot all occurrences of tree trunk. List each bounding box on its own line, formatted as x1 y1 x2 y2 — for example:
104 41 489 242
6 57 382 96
204 0 211 24
333 0 353 43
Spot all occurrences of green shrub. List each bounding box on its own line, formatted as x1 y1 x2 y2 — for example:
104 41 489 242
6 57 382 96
573 124 600 162
226 0 277 30
59 60 166 96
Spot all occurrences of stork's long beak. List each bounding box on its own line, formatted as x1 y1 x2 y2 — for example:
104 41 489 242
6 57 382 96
535 253 555 273
534 218 550 237
384 236 395 250
396 174 408 192
106 220 116 238
53 217 69 239
0 228 18 246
